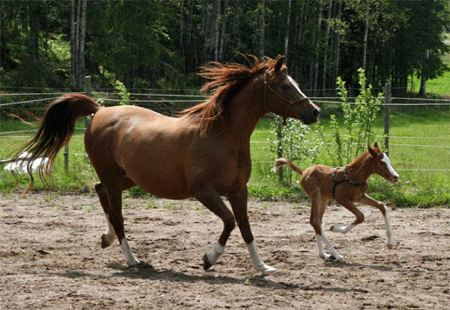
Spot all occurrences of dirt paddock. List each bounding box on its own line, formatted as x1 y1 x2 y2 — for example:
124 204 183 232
1 192 449 309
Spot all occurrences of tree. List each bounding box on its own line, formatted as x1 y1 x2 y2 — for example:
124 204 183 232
71 0 87 90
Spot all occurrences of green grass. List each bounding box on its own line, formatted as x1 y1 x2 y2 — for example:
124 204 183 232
2 108 450 207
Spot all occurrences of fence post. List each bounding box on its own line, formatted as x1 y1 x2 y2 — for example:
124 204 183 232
85 76 91 129
384 83 391 157
276 118 284 183
64 144 69 171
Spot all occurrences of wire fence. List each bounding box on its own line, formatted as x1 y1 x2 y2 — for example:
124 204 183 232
1 87 450 175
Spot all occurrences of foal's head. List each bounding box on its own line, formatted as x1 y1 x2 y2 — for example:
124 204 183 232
367 142 400 184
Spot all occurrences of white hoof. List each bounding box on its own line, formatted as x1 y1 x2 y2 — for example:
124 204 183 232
319 252 331 260
260 264 276 275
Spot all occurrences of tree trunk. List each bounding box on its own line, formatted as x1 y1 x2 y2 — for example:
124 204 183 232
362 7 369 73
313 4 322 96
70 0 76 90
213 0 221 61
284 0 292 58
334 0 342 89
219 0 228 61
71 0 86 90
419 76 427 97
321 0 332 96
258 0 265 61
78 0 86 89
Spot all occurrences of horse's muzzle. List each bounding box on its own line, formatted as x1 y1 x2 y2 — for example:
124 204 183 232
302 106 321 125
389 175 399 184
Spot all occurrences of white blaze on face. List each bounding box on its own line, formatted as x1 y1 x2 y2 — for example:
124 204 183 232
382 153 399 179
287 75 307 99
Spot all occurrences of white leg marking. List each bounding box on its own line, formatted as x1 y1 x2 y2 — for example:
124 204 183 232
246 240 276 274
121 238 140 266
383 206 394 249
331 224 355 234
316 234 330 259
205 242 225 266
317 232 343 261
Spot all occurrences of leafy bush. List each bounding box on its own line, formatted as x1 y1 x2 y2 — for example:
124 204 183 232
319 68 383 166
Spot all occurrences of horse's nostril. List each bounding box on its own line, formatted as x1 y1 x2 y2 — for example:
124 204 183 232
314 108 320 117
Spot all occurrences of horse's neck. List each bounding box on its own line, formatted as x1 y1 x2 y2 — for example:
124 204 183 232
346 154 373 183
227 79 266 142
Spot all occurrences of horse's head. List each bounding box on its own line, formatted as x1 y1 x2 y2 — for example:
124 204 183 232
368 142 399 184
264 56 320 125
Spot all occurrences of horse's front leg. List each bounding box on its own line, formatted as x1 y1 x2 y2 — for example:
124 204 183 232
191 183 235 270
359 194 394 249
228 190 276 274
330 198 364 235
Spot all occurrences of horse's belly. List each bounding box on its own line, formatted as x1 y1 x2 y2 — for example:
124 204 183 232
126 166 190 199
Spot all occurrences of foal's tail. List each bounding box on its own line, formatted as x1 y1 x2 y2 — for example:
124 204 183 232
11 94 100 188
272 158 304 175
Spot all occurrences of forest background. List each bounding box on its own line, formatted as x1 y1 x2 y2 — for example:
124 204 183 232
1 0 449 96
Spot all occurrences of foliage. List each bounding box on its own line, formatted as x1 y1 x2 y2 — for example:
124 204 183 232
319 68 382 166
269 115 321 185
114 80 131 106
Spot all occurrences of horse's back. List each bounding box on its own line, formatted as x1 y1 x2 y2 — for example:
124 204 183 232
84 105 239 199
301 165 334 197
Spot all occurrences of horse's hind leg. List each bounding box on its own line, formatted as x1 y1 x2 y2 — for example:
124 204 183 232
309 194 343 261
190 183 235 271
95 177 140 266
95 183 117 248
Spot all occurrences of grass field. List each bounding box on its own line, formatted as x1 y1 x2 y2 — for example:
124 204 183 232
2 105 450 207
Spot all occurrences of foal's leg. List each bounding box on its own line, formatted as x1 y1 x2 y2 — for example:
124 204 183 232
330 198 364 235
358 194 394 249
229 191 276 274
190 183 236 271
95 177 140 266
309 195 343 261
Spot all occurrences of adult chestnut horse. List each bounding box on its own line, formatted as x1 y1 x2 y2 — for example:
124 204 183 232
13 55 320 274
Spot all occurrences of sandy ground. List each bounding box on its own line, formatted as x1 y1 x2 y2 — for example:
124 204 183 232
1 192 449 309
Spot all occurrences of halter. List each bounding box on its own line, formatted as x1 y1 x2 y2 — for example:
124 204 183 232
263 71 309 125
331 167 366 197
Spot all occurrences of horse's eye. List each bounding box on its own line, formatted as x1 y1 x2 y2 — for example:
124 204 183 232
281 85 290 90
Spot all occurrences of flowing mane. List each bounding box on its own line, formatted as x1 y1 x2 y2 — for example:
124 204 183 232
179 55 285 131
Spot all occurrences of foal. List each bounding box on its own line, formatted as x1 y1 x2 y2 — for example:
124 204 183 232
272 143 399 261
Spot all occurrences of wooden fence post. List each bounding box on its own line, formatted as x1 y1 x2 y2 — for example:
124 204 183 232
85 76 91 129
64 144 69 172
384 83 391 157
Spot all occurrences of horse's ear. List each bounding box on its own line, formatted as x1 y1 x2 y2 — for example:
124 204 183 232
368 144 378 158
374 142 379 148
274 55 285 72
367 142 381 158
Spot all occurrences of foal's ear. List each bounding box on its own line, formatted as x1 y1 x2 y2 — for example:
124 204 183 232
274 55 285 72
368 143 379 158
374 142 379 148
